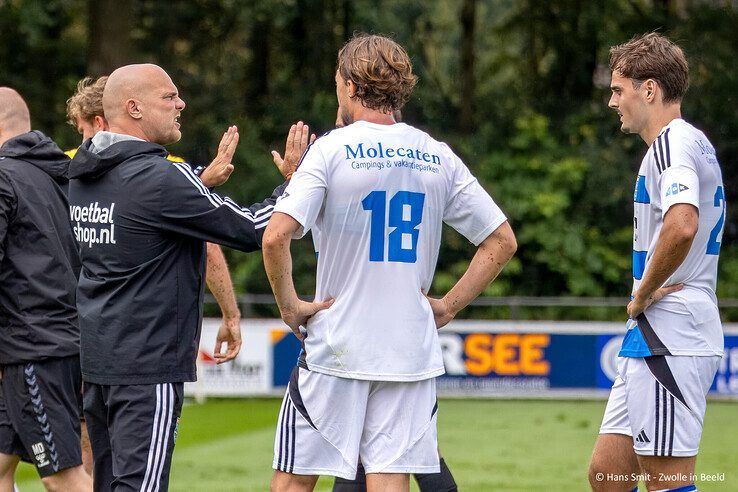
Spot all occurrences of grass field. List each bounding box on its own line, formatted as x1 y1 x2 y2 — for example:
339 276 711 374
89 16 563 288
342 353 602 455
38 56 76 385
14 398 738 491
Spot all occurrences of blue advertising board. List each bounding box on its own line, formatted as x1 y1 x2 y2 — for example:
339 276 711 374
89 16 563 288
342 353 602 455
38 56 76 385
271 321 738 396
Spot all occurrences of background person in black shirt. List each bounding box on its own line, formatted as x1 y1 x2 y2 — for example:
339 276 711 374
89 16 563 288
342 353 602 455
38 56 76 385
0 87 92 491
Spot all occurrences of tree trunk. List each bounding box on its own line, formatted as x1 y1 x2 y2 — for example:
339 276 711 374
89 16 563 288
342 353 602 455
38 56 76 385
245 16 270 117
458 0 477 133
87 0 134 75
342 0 353 41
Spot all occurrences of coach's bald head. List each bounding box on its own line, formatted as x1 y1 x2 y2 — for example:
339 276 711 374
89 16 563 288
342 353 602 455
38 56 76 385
0 87 31 148
102 64 186 146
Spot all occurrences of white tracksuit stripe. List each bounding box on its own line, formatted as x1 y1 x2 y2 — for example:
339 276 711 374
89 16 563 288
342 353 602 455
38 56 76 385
140 384 175 492
152 384 175 492
141 384 163 491
172 163 222 209
172 162 275 224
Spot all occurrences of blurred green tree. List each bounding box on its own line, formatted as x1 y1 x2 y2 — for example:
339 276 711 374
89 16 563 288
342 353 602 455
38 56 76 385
1 0 735 319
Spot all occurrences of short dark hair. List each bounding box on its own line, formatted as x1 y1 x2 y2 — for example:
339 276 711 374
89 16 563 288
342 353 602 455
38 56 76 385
337 33 418 113
609 32 689 104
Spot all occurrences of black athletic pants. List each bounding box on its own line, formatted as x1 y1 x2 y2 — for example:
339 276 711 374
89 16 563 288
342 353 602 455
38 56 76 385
84 382 183 491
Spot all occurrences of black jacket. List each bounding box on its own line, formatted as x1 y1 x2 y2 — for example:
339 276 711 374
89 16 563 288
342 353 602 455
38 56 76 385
68 137 284 385
0 131 81 365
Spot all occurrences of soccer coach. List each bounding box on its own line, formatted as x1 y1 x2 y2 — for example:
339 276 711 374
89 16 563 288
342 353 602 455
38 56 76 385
67 64 285 491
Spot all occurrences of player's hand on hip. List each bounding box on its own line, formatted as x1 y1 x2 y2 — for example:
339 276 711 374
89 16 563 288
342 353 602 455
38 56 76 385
627 283 684 319
214 314 242 364
281 298 334 340
201 125 239 187
424 292 455 329
271 121 316 179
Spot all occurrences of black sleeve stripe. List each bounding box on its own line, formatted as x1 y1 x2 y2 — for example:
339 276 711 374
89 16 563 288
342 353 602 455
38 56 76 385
654 128 672 175
657 136 667 173
664 128 671 167
653 146 663 174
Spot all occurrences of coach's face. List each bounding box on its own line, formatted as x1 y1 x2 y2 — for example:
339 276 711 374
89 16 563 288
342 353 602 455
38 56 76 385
140 69 186 146
608 70 647 135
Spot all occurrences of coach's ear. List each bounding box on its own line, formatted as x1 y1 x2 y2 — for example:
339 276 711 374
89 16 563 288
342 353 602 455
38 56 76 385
126 98 143 120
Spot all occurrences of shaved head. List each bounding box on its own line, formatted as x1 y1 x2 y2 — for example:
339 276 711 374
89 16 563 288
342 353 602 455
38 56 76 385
102 63 185 145
0 87 31 147
103 64 164 121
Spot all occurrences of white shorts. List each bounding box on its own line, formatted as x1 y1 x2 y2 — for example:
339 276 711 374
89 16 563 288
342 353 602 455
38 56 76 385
272 367 440 479
599 355 720 457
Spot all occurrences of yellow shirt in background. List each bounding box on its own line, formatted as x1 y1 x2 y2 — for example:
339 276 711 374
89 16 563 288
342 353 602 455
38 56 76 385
65 147 185 163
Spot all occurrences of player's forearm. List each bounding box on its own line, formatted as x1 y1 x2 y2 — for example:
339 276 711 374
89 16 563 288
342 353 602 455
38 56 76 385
636 207 697 300
442 221 516 315
262 228 300 314
205 242 240 319
636 231 692 299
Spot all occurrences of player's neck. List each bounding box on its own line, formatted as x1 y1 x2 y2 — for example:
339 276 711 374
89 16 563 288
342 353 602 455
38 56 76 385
352 107 396 126
640 104 682 146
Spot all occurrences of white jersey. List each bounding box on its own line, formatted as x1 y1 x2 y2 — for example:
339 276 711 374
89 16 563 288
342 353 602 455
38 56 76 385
621 118 725 358
274 121 507 381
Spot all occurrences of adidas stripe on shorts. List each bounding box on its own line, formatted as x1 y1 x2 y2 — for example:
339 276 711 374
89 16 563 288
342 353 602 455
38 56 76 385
273 366 440 479
0 356 83 477
83 382 183 491
599 354 720 456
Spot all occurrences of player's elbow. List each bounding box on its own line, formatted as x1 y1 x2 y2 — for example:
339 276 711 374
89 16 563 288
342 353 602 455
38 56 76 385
664 205 699 245
262 212 300 254
498 222 517 260
261 225 284 254
504 227 518 259
675 221 698 244
486 221 517 262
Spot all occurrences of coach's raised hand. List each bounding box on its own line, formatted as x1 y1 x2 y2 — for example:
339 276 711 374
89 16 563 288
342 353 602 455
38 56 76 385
271 121 316 179
200 125 239 187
